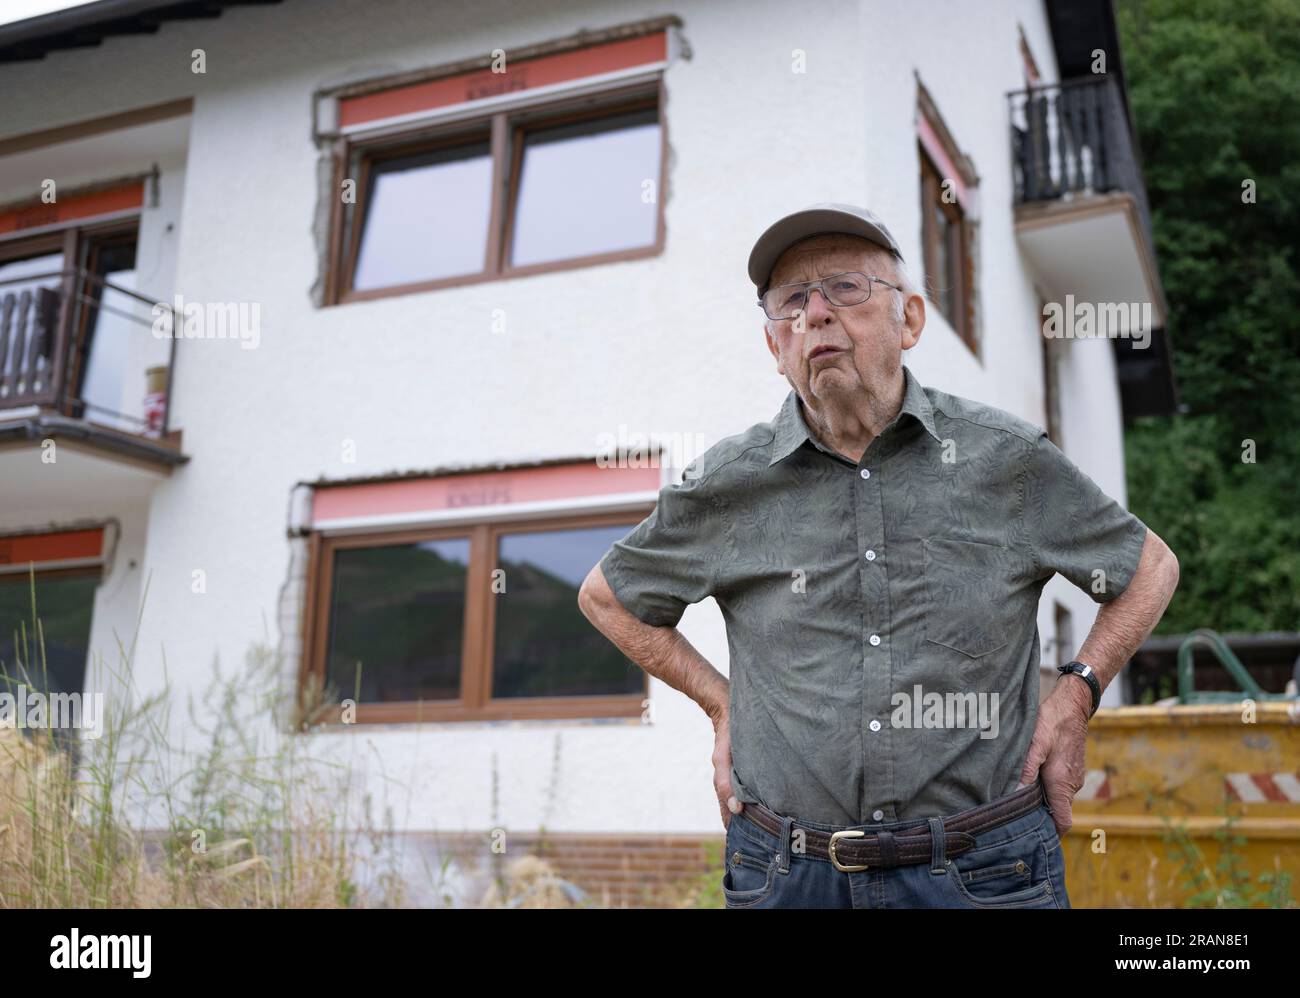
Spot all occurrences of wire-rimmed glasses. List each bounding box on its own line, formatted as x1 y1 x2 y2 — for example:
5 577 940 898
758 271 902 321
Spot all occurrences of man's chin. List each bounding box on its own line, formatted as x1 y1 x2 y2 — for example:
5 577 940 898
807 366 860 398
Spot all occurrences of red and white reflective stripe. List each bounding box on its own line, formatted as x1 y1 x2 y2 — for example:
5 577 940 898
1225 773 1300 802
1075 770 1111 800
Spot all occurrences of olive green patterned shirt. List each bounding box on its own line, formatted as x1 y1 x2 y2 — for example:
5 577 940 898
597 364 1148 825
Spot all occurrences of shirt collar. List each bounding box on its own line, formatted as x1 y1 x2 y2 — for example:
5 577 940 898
767 365 940 467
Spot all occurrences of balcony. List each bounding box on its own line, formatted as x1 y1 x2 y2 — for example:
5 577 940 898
0 266 185 519
1009 76 1176 417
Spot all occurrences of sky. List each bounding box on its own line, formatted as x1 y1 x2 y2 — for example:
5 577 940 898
0 0 101 28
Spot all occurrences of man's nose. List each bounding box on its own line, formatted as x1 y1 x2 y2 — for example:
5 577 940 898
801 286 834 324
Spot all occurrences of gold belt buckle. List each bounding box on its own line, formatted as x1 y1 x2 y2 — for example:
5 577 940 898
828 829 869 872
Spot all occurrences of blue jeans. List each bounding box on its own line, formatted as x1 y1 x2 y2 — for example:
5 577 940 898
721 786 1071 909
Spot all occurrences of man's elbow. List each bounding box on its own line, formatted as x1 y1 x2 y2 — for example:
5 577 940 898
1149 529 1180 597
577 563 612 622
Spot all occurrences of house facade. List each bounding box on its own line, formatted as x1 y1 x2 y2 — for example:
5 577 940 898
0 0 1172 905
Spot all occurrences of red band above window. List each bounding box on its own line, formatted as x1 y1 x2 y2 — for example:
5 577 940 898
310 461 661 525
339 31 667 128
0 527 106 572
918 115 972 213
0 180 144 236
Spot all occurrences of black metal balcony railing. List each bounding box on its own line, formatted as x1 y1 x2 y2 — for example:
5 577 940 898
1008 75 1154 243
0 268 177 441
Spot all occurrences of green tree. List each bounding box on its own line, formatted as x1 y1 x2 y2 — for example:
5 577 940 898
1118 0 1300 632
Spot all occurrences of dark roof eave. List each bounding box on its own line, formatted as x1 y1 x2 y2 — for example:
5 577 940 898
0 0 283 64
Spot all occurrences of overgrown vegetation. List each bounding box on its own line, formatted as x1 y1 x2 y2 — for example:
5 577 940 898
0 568 410 908
1118 0 1300 633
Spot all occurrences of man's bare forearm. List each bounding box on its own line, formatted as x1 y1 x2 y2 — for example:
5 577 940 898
1065 528 1180 714
578 564 729 722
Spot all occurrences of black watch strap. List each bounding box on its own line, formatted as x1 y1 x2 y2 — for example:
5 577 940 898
1057 660 1101 717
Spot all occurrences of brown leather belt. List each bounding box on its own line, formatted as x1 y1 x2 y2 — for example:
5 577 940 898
738 779 1046 872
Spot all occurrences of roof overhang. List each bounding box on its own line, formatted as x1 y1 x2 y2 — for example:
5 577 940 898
0 0 283 63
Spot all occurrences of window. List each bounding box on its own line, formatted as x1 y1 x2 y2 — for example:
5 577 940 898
916 81 979 357
919 145 974 352
0 566 99 754
350 135 495 292
302 510 649 724
332 90 664 303
324 536 472 703
508 105 661 268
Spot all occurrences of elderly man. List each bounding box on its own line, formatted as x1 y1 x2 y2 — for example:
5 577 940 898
577 203 1179 909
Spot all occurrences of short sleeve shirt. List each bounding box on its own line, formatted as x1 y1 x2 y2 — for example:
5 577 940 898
598 365 1148 825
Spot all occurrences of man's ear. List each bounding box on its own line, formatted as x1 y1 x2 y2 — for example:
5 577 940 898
765 322 785 375
900 292 925 351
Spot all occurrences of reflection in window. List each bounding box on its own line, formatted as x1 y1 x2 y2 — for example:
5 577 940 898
0 570 97 752
352 141 493 291
492 525 644 698
77 239 140 432
509 108 661 268
932 202 953 321
325 538 470 703
919 142 971 350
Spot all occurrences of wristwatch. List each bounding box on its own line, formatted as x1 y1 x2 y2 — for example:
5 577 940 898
1057 660 1101 718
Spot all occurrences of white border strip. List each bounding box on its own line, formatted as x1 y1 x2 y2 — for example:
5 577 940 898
311 489 661 537
1225 773 1267 803
0 555 105 576
340 63 667 141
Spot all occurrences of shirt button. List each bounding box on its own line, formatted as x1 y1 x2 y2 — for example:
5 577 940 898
859 468 871 479
865 549 876 561
873 809 885 821
869 719 881 732
869 634 881 646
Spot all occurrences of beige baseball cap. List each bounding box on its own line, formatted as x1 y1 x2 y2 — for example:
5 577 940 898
747 202 904 294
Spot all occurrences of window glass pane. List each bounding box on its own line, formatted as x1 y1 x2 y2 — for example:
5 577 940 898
492 524 644 699
0 570 97 748
932 203 953 322
510 107 660 268
325 538 470 703
352 141 492 291
77 239 143 433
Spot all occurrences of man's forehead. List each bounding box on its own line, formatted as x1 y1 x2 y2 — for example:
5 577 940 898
768 234 887 283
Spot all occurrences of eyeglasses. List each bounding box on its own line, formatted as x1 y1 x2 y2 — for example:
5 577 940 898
758 271 902 321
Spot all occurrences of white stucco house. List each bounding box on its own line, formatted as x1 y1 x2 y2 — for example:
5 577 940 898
0 0 1172 905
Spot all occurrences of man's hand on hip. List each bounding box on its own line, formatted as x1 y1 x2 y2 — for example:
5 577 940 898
711 708 743 830
1017 678 1092 837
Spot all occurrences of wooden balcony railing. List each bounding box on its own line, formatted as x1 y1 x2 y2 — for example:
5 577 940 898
0 267 177 441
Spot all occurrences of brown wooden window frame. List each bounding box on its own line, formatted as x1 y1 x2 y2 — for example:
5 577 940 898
326 80 668 306
299 506 653 726
918 143 977 357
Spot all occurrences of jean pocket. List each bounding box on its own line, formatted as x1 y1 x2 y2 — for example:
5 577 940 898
922 537 1026 659
721 819 778 908
945 818 1056 907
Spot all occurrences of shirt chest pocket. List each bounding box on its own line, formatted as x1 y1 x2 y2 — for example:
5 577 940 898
922 536 1029 660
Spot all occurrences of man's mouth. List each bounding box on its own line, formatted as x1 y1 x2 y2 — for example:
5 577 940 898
808 345 845 361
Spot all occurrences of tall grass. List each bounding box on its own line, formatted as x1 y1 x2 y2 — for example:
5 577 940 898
0 564 713 908
0 566 406 908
